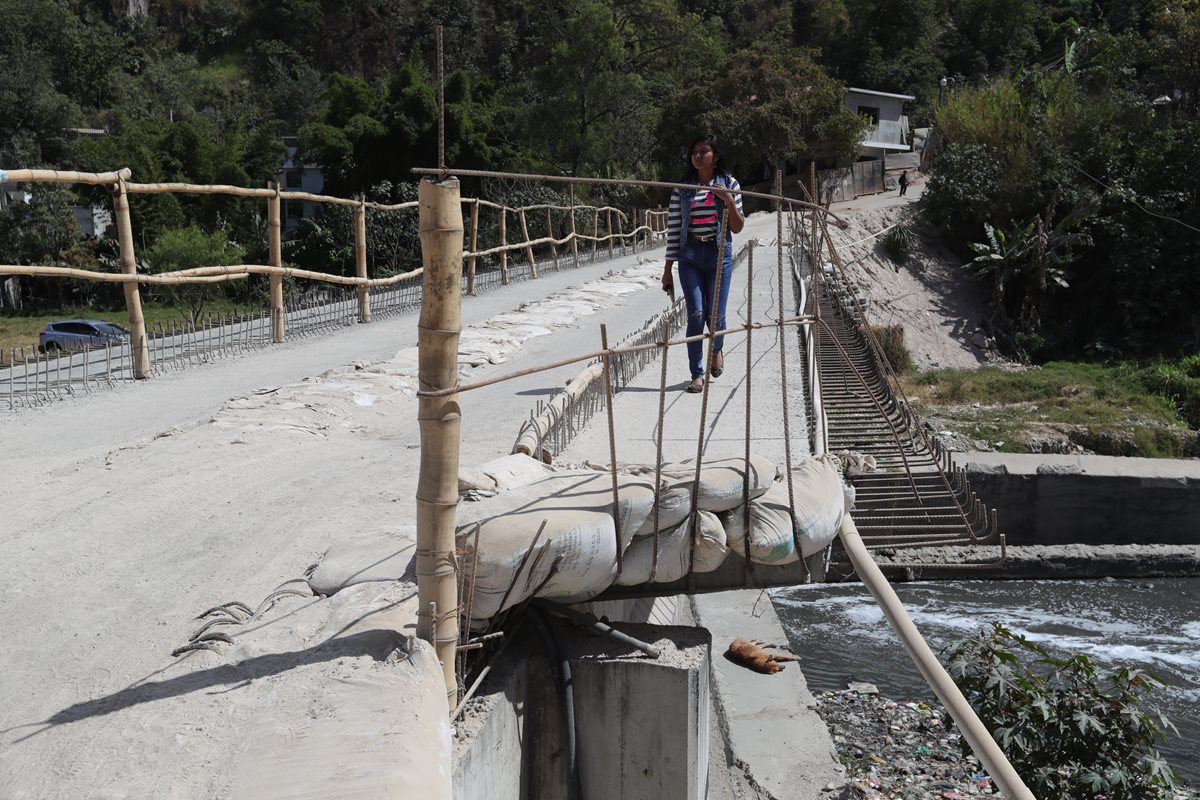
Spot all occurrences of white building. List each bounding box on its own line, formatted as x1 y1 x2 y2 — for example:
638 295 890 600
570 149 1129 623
276 136 325 231
845 87 915 158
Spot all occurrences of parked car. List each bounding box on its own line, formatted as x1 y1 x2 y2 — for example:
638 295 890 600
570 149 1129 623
38 320 130 353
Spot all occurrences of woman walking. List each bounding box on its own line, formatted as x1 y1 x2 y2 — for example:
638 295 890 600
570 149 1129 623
661 134 745 393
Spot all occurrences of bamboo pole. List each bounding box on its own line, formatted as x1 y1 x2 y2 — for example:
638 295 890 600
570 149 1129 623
0 167 130 185
519 208 537 278
416 176 464 713
112 179 151 379
606 209 614 260
467 201 479 294
546 208 559 271
839 516 1035 799
268 187 285 343
569 207 579 268
411 166 850 227
499 209 509 285
0 263 418 286
591 210 599 262
355 199 371 322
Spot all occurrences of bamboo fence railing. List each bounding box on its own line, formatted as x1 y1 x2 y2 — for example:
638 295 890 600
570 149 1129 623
0 166 669 382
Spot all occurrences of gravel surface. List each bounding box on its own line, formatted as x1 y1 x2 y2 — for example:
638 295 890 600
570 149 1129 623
815 688 1200 800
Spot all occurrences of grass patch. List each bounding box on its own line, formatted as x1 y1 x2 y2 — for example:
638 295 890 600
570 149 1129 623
901 361 1197 457
0 302 263 353
869 324 913 374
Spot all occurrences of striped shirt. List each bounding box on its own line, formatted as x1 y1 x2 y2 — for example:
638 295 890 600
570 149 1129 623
665 175 744 261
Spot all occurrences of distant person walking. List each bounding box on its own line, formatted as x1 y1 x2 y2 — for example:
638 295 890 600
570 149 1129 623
662 134 745 393
898 170 909 196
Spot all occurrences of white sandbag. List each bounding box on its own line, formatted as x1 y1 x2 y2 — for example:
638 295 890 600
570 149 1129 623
459 453 559 497
631 480 693 537
458 466 498 495
480 453 559 492
590 454 779 513
616 510 729 586
456 471 658 619
670 455 779 512
792 457 847 555
722 456 845 564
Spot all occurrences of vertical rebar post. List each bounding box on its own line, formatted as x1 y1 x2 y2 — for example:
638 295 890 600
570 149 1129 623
599 324 623 577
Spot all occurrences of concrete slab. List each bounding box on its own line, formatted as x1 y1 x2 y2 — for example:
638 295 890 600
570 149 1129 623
691 590 844 800
962 451 1200 479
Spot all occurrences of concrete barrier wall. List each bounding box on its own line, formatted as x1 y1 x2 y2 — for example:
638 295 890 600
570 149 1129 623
963 453 1200 546
453 622 711 800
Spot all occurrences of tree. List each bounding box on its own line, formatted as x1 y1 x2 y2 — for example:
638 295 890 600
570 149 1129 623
143 225 246 323
659 45 865 179
964 193 1092 356
525 0 722 178
1148 0 1200 117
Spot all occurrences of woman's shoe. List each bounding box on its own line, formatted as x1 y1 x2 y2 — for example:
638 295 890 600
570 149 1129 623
685 379 704 393
709 352 724 378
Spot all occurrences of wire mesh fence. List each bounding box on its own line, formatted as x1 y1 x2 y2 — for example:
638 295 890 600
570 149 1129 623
2 225 668 412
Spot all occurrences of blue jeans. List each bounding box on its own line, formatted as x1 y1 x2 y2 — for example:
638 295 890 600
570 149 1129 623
678 239 733 379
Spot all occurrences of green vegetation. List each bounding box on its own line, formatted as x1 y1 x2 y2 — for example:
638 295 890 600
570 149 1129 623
902 361 1198 457
882 222 916 265
922 17 1200 359
0 0 1195 370
945 623 1180 799
869 324 913 374
143 225 246 323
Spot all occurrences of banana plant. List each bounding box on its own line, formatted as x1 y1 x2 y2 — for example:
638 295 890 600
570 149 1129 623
964 191 1093 339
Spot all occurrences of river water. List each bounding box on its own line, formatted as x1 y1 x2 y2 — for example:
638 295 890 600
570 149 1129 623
772 578 1200 784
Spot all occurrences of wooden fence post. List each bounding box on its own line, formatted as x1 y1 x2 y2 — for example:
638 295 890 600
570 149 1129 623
519 207 537 278
467 200 479 294
267 186 285 343
355 198 370 323
416 175 463 713
112 178 151 379
499 208 509 285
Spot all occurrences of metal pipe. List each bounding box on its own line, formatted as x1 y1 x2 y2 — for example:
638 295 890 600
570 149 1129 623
531 607 581 800
533 600 660 659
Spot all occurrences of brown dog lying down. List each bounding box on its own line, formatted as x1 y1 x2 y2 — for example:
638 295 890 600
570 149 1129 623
724 639 801 674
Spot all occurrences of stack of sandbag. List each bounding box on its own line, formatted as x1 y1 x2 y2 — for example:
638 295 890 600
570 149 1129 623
456 470 678 619
456 454 782 620
455 452 850 620
722 455 845 564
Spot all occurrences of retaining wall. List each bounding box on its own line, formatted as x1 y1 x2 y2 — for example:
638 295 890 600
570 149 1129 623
962 453 1200 546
